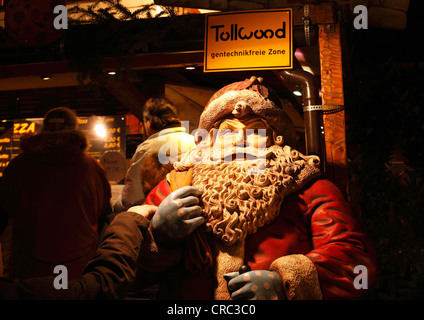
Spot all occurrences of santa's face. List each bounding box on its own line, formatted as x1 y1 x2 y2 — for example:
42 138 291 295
215 115 273 148
210 114 273 163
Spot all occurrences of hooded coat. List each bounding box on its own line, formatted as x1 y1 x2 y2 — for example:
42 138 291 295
0 130 111 280
113 127 195 213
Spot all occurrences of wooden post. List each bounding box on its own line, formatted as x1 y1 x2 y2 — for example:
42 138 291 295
318 23 347 194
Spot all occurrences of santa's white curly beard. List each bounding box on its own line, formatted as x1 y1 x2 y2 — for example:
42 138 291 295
175 143 320 246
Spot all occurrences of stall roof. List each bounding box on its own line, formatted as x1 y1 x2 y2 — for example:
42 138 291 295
0 13 318 113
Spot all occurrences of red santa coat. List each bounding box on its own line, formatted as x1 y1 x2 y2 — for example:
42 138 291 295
144 177 377 300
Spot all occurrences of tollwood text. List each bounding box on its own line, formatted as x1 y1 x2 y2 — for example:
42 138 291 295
210 23 287 42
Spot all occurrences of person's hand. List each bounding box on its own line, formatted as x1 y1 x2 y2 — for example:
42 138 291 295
151 186 204 245
224 270 284 300
127 204 157 219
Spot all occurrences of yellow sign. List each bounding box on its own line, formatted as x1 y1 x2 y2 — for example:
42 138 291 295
204 9 293 72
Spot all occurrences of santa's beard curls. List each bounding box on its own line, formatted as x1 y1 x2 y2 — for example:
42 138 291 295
174 143 320 246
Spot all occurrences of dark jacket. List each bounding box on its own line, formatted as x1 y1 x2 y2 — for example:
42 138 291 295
0 130 111 280
0 211 150 299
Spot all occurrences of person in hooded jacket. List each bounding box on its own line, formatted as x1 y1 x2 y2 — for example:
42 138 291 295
113 98 195 213
0 107 112 281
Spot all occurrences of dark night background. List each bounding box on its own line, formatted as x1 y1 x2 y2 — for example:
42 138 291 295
344 0 424 299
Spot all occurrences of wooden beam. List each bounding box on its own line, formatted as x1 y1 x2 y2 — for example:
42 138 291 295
100 74 146 121
100 72 165 121
99 51 204 71
0 61 71 79
0 51 204 79
318 23 348 193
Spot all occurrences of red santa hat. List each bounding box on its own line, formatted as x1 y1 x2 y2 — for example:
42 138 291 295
199 76 296 146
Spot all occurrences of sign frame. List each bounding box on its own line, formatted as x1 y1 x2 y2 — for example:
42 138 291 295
204 9 293 73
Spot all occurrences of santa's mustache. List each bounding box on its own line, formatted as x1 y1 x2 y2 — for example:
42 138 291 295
209 145 269 161
174 132 273 173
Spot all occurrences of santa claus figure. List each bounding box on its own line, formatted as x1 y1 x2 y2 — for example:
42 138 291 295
139 77 377 300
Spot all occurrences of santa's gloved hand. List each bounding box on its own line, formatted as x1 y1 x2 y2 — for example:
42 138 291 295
224 269 284 300
151 186 204 245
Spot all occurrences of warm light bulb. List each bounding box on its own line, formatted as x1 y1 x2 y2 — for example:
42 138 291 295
94 123 107 138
